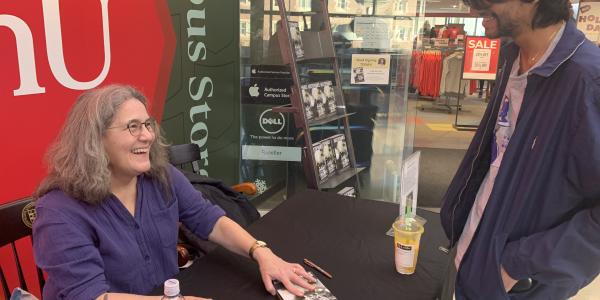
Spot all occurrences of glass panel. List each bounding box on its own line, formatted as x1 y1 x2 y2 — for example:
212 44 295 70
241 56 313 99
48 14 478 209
329 0 425 202
240 0 426 202
239 0 290 199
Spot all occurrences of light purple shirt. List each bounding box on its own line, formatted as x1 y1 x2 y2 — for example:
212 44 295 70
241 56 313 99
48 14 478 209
33 165 225 299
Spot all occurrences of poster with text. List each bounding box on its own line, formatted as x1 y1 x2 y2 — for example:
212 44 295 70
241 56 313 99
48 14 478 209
350 54 391 85
578 0 600 44
463 36 501 80
354 17 392 49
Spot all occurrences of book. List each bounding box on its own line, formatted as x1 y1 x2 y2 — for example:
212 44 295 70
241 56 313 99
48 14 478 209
301 84 316 121
274 272 337 300
332 134 350 171
337 186 356 197
288 21 305 59
323 138 336 176
321 81 337 116
312 141 329 182
308 82 326 118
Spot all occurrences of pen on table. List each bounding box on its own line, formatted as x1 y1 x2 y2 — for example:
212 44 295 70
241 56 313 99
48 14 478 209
303 258 333 279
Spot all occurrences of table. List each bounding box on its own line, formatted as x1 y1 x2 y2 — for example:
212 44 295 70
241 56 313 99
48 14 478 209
165 190 449 299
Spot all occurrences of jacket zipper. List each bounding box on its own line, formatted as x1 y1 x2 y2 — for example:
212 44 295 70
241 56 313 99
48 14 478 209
449 59 508 248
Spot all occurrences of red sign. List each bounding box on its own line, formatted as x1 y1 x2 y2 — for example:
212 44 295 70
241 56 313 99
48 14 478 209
463 36 501 80
0 1 175 296
0 0 175 204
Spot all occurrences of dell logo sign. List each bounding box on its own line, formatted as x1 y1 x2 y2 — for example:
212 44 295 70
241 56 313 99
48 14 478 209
259 109 285 135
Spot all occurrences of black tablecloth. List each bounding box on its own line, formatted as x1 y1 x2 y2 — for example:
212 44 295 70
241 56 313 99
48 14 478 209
163 190 449 300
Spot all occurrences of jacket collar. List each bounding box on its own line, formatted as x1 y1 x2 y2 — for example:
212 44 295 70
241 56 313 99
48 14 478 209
530 20 586 77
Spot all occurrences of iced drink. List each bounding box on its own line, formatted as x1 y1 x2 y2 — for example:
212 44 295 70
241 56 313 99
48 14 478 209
393 218 424 275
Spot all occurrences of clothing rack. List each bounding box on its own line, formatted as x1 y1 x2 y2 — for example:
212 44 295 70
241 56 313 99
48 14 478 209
412 48 467 113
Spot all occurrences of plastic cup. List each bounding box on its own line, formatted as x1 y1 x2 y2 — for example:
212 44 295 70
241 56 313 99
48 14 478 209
393 218 424 275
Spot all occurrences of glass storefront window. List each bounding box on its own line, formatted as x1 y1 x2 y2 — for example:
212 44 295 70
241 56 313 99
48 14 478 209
240 0 426 202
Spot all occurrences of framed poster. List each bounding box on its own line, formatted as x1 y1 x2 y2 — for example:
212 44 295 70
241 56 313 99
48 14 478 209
462 36 501 80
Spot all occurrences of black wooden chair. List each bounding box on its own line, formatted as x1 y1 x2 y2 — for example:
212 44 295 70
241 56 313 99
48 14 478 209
168 143 256 195
0 197 45 299
168 143 260 267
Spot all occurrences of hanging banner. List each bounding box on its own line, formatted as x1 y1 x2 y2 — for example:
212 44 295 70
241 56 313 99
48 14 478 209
462 36 501 80
577 0 600 45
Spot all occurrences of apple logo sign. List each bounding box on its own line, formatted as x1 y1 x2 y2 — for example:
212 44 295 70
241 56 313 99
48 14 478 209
249 84 260 97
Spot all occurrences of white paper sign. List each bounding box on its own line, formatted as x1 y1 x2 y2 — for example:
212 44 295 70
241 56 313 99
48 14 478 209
354 17 392 49
471 48 491 71
350 54 391 85
399 151 420 219
434 38 450 47
242 145 301 161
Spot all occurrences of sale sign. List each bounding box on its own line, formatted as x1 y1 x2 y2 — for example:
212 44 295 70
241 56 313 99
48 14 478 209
463 36 501 80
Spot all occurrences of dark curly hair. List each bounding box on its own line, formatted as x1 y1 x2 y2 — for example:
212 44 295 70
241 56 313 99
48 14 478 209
462 0 572 29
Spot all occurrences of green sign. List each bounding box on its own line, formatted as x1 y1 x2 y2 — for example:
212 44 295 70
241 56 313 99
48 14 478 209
162 0 240 184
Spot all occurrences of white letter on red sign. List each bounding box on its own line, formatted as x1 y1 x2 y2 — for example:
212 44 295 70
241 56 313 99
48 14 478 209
43 0 111 90
0 15 46 96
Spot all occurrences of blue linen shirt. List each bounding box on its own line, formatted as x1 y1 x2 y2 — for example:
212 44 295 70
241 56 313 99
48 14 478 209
33 165 226 300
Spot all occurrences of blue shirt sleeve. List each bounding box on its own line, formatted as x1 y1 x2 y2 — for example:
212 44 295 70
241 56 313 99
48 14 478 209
33 194 109 300
168 165 226 240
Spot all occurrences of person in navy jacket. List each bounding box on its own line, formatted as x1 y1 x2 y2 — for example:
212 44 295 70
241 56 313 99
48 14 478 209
440 0 600 299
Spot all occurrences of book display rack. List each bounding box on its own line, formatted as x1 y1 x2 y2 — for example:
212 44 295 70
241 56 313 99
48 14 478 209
273 0 363 190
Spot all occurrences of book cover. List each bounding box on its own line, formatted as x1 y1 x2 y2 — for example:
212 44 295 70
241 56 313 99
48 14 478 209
332 134 350 171
337 186 356 197
321 81 337 115
308 82 326 118
301 84 315 121
323 138 336 175
288 21 305 59
312 141 329 182
275 272 337 300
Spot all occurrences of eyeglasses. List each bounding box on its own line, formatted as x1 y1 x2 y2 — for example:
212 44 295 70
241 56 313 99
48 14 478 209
107 118 156 137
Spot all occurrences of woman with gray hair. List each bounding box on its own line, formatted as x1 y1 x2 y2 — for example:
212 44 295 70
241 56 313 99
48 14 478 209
33 84 315 300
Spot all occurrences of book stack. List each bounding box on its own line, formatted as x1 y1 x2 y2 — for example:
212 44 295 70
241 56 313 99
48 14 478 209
312 141 328 183
288 21 304 59
337 186 356 197
301 80 338 122
312 134 351 183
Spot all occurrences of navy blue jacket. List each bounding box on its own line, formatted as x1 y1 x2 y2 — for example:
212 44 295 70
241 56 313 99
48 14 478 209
440 21 600 299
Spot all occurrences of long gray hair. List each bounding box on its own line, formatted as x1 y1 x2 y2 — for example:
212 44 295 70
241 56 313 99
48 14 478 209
35 84 171 204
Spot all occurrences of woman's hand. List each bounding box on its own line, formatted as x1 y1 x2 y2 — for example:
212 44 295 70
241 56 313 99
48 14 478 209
501 265 517 292
253 248 316 297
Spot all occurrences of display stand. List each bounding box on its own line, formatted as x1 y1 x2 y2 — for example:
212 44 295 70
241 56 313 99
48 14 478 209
417 48 466 114
273 0 363 191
